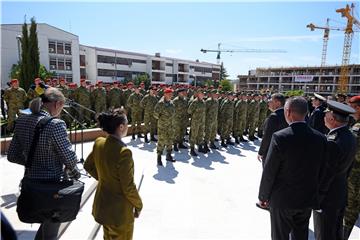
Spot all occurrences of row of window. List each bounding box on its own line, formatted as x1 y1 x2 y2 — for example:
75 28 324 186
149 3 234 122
50 58 72 71
49 41 72 55
97 69 146 77
53 73 72 82
97 55 147 65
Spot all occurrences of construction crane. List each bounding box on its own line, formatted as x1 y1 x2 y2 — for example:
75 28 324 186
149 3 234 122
336 3 360 93
200 43 287 64
307 19 344 67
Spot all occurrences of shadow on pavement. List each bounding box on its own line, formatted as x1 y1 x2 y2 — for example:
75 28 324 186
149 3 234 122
174 150 191 163
240 142 258 152
207 150 228 164
191 154 215 170
138 142 156 152
153 162 179 184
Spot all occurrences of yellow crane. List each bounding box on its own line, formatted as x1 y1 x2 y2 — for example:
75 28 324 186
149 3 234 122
336 3 360 93
307 19 344 67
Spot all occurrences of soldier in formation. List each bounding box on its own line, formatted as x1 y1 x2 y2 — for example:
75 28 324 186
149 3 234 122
140 86 158 143
127 87 144 140
172 88 189 152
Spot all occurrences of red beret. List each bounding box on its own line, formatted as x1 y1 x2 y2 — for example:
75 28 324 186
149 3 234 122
80 78 86 82
140 82 145 85
164 88 174 94
11 79 18 84
127 82 134 86
97 80 103 84
59 78 65 82
349 95 360 104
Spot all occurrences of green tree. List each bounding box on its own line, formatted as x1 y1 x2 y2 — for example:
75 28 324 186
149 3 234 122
284 90 304 97
38 64 55 80
220 62 229 81
134 73 151 89
220 79 233 91
19 18 31 90
9 63 21 79
29 17 40 82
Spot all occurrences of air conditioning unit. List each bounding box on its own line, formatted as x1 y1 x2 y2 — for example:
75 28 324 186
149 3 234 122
65 50 71 54
50 65 56 70
66 66 71 70
49 48 55 52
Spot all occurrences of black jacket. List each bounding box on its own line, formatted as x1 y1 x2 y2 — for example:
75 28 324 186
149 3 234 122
307 104 328 134
258 108 288 160
258 122 327 209
319 126 356 209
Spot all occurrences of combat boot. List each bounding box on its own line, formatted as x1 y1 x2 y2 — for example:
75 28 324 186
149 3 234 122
174 143 179 152
203 144 210 153
166 152 176 162
239 136 248 142
151 134 158 142
190 146 198 156
178 142 188 149
144 134 150 143
137 133 144 138
210 141 219 149
235 137 240 144
221 140 228 148
157 154 163 166
198 145 207 153
248 135 256 141
132 133 136 140
227 138 235 145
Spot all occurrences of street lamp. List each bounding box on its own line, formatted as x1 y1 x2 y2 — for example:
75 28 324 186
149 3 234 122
16 35 22 62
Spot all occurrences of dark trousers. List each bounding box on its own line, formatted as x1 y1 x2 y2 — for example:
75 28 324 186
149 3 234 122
270 208 311 240
313 208 344 240
34 221 61 240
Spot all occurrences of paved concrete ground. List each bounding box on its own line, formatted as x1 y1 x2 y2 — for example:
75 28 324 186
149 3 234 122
1 136 359 240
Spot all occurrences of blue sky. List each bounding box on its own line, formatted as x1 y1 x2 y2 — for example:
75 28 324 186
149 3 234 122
1 1 359 79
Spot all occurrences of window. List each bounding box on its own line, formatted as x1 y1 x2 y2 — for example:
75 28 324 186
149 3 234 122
80 68 86 79
58 59 65 70
66 74 73 82
65 59 72 71
65 43 71 55
50 58 57 70
80 55 86 67
98 69 116 76
116 57 146 65
48 41 56 53
97 55 116 64
57 42 64 54
166 63 173 67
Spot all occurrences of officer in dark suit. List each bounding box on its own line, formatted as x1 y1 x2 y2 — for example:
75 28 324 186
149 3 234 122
258 93 288 167
307 93 329 134
313 100 357 240
258 97 327 240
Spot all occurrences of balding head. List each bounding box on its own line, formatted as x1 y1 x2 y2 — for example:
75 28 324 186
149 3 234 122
284 97 308 124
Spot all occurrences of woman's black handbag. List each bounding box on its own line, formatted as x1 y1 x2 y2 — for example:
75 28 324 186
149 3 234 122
16 116 84 223
17 178 84 223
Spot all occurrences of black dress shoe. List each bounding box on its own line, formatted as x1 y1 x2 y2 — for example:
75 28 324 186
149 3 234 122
256 202 269 211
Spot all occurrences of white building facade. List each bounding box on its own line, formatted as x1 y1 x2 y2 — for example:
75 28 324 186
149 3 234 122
1 23 80 86
1 23 220 87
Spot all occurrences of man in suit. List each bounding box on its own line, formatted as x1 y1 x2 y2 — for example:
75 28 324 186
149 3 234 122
313 100 357 240
307 93 328 134
258 97 327 240
258 93 288 167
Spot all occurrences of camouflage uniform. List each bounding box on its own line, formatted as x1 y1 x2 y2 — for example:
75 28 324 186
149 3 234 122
57 84 73 126
220 98 234 143
27 87 41 102
234 98 248 139
217 95 225 134
140 93 158 138
3 87 27 131
343 120 360 238
108 86 122 109
257 99 269 137
154 96 175 154
172 95 188 145
205 96 219 145
188 97 206 148
247 98 260 139
73 85 92 124
127 92 143 136
123 88 133 122
91 87 107 115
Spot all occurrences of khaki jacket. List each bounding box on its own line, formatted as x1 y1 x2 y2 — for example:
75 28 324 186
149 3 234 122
84 136 143 226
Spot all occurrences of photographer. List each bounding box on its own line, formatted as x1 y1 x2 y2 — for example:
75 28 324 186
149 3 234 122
7 87 80 240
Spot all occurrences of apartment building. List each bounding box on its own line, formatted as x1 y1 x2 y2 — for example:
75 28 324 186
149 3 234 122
237 65 360 95
1 23 220 87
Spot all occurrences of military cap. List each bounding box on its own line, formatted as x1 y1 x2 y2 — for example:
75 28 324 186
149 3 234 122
127 81 134 86
349 95 360 104
97 80 103 84
10 79 18 84
324 100 355 117
177 88 186 93
59 78 65 82
140 82 145 86
164 88 174 93
80 78 86 82
313 93 326 101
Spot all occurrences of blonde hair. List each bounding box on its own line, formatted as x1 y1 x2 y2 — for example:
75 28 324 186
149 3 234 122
29 87 65 114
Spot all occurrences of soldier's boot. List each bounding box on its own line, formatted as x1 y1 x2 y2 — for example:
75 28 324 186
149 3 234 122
137 133 144 138
198 145 207 153
132 133 136 140
210 141 219 149
248 135 256 141
151 134 158 142
174 143 179 152
157 153 163 166
227 138 235 145
166 152 176 162
239 136 248 142
144 134 150 143
178 142 188 149
190 146 198 156
235 137 240 144
343 226 353 240
221 139 228 148
203 144 210 153
257 132 263 138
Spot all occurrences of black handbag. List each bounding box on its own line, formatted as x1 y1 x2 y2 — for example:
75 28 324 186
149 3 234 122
16 117 84 223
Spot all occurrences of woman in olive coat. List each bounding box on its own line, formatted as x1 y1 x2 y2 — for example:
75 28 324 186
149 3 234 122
84 108 143 240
